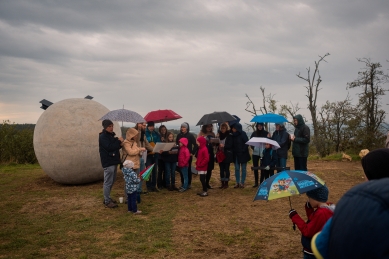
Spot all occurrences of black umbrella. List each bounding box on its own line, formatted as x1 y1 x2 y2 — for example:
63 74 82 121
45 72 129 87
196 111 236 126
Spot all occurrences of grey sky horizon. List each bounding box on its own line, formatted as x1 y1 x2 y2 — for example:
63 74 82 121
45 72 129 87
1 0 388 130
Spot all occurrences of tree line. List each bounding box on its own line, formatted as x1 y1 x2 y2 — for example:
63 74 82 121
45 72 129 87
246 55 388 157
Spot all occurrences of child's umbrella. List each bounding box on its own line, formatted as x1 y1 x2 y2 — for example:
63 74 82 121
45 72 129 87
253 170 326 230
140 163 155 181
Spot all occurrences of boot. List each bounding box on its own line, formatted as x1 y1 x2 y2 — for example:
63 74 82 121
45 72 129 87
224 181 229 189
219 181 225 189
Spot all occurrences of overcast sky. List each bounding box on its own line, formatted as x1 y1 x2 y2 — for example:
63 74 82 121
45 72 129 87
1 0 388 130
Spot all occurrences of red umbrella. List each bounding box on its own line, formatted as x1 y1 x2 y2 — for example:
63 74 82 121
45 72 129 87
144 109 182 123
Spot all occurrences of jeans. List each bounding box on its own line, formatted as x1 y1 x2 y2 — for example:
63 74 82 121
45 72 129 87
146 154 159 189
180 156 193 187
165 162 177 187
294 157 308 171
252 154 261 184
127 192 138 213
181 166 189 190
277 157 287 173
103 165 117 204
219 162 230 181
234 158 247 184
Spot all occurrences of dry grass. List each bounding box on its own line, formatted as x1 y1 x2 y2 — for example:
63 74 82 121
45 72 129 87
0 161 365 259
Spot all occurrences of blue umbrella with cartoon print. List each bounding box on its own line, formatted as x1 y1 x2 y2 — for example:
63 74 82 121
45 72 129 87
253 170 326 230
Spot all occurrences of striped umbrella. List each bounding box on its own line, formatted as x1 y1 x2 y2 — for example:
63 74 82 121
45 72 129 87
99 109 146 124
140 163 155 181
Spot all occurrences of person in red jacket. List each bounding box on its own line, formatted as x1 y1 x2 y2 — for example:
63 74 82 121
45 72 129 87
196 136 210 197
177 138 190 192
288 185 335 259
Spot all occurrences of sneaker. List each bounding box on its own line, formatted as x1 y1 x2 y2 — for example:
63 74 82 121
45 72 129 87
200 192 208 197
196 192 203 196
179 188 187 192
133 211 142 215
233 184 240 188
104 201 118 208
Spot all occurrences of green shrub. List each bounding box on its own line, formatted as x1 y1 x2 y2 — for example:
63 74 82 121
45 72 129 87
0 120 37 164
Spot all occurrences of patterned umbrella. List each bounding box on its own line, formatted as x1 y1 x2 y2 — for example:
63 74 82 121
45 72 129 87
99 109 145 123
253 170 325 202
144 109 182 123
140 163 155 181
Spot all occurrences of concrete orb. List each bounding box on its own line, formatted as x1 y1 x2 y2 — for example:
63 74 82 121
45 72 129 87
33 98 121 184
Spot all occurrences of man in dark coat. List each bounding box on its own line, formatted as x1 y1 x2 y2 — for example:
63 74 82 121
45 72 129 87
291 114 310 171
99 119 123 208
176 122 198 188
271 123 289 172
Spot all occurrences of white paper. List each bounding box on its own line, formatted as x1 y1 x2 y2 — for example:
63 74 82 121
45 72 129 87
152 142 176 153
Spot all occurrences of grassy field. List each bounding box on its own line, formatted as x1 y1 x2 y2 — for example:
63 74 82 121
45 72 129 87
0 161 365 259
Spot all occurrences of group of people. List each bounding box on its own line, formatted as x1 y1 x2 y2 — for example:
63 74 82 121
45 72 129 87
98 114 311 209
98 115 389 258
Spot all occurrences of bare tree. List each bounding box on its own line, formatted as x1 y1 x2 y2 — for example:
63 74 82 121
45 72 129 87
297 53 330 157
347 58 389 149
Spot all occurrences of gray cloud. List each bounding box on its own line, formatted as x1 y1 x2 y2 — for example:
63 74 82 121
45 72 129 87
0 0 388 127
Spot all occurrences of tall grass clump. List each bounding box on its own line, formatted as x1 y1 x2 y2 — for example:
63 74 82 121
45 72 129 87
0 120 37 164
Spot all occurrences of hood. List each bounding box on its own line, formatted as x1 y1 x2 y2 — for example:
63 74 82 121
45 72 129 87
179 137 188 147
126 128 138 140
228 115 241 127
320 204 336 213
231 122 243 134
293 114 305 127
197 136 207 148
361 148 389 180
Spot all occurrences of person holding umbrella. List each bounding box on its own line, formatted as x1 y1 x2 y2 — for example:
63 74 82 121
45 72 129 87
230 122 250 188
289 186 335 259
249 123 270 187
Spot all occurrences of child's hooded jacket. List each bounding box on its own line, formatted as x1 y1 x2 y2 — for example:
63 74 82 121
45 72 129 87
195 137 209 171
178 138 190 167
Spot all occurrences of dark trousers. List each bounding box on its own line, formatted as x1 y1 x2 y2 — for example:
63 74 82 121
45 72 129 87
165 162 177 187
180 156 193 186
200 174 207 192
206 168 212 187
219 162 230 181
252 155 261 185
260 170 274 184
294 157 308 171
157 159 165 188
146 154 158 190
127 192 137 213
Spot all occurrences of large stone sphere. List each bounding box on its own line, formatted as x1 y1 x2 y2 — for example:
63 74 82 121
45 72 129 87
33 98 121 184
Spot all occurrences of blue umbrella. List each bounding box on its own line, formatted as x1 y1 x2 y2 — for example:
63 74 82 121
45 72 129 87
250 113 288 124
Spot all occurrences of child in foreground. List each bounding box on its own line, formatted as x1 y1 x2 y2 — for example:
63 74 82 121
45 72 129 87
288 185 334 259
195 136 210 197
122 160 142 214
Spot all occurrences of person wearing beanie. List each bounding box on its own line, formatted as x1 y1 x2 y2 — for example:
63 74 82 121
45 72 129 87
176 122 198 189
249 123 270 187
311 148 389 259
99 119 124 208
288 185 335 259
144 121 161 192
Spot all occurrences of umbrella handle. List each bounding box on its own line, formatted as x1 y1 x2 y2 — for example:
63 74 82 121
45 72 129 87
288 197 296 231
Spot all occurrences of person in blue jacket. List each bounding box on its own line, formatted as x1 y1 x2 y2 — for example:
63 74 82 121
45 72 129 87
145 121 161 192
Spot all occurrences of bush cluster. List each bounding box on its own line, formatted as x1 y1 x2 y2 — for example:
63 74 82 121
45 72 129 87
0 121 37 164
